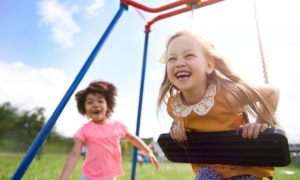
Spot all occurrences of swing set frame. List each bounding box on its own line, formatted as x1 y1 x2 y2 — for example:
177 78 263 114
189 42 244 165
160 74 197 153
11 1 226 180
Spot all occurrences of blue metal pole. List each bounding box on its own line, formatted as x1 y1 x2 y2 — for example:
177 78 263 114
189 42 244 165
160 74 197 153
131 30 150 180
11 4 127 180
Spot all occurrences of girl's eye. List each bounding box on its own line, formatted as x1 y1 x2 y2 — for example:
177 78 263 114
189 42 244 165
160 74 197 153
168 57 175 61
186 54 194 58
87 101 92 104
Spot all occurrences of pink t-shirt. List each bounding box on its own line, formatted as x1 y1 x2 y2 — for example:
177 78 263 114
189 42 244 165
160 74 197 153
74 118 128 180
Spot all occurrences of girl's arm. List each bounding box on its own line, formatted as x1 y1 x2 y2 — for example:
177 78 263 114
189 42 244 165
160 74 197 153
240 85 280 139
125 132 159 170
59 138 84 180
255 84 280 123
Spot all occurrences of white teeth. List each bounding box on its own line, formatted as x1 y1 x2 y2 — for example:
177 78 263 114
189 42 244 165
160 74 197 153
176 72 191 77
178 76 189 80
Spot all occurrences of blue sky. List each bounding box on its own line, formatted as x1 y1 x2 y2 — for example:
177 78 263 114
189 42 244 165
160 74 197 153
1 0 300 142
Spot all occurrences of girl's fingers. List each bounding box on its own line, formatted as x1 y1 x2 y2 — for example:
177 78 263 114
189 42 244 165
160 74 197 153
252 123 261 139
171 128 180 141
147 155 159 170
242 123 268 139
247 123 255 139
176 125 185 141
242 124 248 138
260 123 268 132
172 129 178 141
174 128 179 141
153 157 159 170
181 126 187 141
149 156 153 164
170 129 174 139
187 128 193 133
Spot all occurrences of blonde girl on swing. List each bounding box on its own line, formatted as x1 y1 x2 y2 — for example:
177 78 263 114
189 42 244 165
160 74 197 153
157 30 282 180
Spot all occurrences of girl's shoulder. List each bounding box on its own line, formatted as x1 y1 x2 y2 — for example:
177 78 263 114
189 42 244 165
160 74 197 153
109 118 121 125
79 121 93 131
107 118 128 129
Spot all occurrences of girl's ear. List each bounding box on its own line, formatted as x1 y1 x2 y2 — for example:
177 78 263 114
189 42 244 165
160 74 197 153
206 58 215 74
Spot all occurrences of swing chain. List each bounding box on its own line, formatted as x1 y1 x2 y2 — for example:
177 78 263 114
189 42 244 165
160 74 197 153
253 0 269 84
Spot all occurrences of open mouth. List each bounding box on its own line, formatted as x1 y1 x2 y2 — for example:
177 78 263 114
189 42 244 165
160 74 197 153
92 110 101 115
176 72 191 81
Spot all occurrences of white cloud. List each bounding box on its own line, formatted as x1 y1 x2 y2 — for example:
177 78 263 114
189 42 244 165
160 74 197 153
37 0 81 48
0 61 88 137
0 60 168 138
85 0 104 17
13 62 25 68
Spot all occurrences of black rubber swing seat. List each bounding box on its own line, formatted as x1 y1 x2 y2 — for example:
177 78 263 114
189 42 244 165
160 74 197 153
157 128 291 167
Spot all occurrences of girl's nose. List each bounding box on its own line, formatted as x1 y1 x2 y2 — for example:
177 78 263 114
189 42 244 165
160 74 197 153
175 59 186 67
92 103 100 107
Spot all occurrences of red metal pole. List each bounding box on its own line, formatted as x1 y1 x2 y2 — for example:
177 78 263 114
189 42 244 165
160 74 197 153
145 0 224 31
121 0 200 13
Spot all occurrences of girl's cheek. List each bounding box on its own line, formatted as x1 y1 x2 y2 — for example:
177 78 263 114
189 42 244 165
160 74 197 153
167 71 172 80
167 65 172 74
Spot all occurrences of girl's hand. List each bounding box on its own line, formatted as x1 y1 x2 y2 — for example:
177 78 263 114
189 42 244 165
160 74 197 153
239 123 268 139
170 122 193 142
146 152 159 170
124 132 159 170
170 122 187 142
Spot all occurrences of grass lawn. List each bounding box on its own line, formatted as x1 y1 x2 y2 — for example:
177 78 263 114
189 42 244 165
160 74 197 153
1 153 299 180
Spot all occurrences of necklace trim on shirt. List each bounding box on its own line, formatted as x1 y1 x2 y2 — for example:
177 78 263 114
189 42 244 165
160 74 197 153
171 84 217 117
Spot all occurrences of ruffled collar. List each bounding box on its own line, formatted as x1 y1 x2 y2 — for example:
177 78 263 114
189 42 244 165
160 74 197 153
171 84 217 117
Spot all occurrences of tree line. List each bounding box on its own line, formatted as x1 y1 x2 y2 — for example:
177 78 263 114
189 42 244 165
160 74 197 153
0 102 74 155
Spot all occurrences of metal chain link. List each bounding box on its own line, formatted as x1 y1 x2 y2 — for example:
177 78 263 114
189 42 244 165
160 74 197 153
253 0 269 84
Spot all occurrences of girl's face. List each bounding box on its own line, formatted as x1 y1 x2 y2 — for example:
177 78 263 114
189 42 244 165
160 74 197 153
167 36 213 92
85 93 108 124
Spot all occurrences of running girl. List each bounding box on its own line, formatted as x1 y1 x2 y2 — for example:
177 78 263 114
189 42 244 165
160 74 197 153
60 80 159 180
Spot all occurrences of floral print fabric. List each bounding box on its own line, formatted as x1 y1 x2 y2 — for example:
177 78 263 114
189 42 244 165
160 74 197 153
195 166 262 180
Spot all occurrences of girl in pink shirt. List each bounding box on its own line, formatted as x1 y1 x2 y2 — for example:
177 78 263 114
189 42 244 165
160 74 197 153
59 81 159 180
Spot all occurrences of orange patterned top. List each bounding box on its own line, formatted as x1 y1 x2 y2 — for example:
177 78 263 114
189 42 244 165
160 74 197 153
167 84 274 180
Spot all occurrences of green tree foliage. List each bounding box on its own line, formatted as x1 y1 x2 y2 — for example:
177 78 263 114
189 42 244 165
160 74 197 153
0 102 47 154
15 107 46 151
0 102 75 155
0 102 18 141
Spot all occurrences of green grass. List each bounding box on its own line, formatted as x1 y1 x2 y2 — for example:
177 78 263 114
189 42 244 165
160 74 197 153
267 165 300 180
1 153 299 180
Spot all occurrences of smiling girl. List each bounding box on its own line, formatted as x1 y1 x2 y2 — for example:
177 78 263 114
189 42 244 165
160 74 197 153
59 81 158 180
157 31 282 180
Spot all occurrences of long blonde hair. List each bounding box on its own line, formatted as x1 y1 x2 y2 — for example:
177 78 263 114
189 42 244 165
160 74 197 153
157 30 281 128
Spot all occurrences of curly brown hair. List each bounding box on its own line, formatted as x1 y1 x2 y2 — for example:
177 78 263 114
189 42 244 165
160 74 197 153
75 80 117 117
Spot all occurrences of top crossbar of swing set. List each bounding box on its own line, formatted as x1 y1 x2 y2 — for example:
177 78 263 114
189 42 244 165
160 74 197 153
121 0 224 31
11 1 223 180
